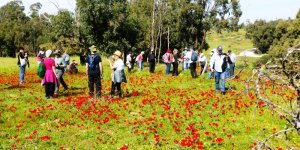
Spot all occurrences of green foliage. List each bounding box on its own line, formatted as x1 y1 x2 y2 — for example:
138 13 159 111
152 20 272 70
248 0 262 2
51 10 75 40
245 20 278 53
268 11 300 57
0 0 29 57
246 9 300 56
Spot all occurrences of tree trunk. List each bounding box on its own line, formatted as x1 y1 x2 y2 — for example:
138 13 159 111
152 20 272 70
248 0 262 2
158 25 162 64
150 0 156 52
168 26 170 49
199 30 207 52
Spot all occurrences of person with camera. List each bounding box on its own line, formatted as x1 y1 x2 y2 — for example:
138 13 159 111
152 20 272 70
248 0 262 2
210 46 232 95
54 50 68 94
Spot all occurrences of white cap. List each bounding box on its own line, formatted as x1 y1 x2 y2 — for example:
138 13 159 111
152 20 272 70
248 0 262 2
45 50 52 58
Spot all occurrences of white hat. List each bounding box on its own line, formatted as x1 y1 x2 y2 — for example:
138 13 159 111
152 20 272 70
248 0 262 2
39 51 45 55
45 50 52 58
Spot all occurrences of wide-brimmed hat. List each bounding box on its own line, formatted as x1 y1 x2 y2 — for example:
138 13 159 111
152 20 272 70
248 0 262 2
89 45 98 52
54 50 61 55
114 50 122 57
45 50 52 58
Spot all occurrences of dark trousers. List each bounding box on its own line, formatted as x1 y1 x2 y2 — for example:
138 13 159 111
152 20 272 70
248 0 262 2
172 62 179 76
200 62 206 75
131 62 135 70
45 82 55 98
149 61 155 73
88 74 101 97
111 82 122 97
190 62 197 78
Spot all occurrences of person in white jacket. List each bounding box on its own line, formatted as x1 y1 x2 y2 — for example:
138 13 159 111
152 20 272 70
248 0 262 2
210 46 232 95
228 50 237 78
198 52 207 75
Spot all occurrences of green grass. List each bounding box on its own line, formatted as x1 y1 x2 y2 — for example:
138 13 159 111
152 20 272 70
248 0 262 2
0 54 299 149
206 29 254 54
0 55 300 149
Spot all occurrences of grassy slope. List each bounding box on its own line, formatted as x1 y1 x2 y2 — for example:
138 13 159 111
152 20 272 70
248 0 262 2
206 29 254 55
0 32 298 149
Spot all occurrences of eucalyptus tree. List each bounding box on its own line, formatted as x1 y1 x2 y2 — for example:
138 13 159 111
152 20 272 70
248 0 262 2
0 0 29 57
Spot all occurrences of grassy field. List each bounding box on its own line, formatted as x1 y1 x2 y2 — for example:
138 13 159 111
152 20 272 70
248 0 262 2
0 29 295 150
0 54 299 149
206 30 254 54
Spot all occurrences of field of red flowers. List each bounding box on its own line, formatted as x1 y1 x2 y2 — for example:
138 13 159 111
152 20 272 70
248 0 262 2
0 57 299 149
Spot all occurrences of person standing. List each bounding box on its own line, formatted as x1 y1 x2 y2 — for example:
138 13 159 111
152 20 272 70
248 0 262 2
86 45 103 98
136 51 144 71
42 50 59 99
189 47 198 78
109 50 126 98
198 52 207 75
172 49 179 76
17 47 28 84
126 52 132 72
37 50 44 65
62 51 70 72
130 52 136 70
181 47 189 71
228 50 237 78
147 50 156 73
162 49 173 75
54 50 68 93
206 49 215 80
210 46 232 95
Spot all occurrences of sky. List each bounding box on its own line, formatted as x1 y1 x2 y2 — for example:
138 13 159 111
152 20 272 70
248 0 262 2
0 0 299 23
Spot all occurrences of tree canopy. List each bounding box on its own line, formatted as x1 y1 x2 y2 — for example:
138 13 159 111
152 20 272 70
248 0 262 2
0 0 243 57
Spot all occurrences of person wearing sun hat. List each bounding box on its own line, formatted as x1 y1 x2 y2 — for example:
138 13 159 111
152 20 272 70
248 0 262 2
42 49 59 99
108 50 127 99
54 50 68 93
86 45 103 98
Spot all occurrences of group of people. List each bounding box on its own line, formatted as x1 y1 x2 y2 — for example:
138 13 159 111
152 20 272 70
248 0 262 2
17 44 237 99
124 45 237 95
86 45 126 99
18 47 78 99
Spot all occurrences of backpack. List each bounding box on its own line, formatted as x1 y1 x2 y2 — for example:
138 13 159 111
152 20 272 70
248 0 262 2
148 54 155 62
191 51 198 62
37 61 46 78
88 55 97 70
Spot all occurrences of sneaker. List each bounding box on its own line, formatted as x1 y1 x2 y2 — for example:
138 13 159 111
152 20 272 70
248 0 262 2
221 91 226 95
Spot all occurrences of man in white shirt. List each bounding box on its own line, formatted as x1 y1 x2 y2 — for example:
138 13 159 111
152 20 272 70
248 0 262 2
198 53 207 75
210 46 231 95
228 50 237 78
206 49 215 80
126 52 132 72
182 47 190 71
